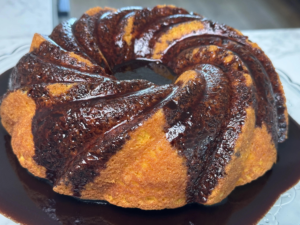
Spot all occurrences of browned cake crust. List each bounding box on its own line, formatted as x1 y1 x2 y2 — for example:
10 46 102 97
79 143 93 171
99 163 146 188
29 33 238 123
0 5 288 210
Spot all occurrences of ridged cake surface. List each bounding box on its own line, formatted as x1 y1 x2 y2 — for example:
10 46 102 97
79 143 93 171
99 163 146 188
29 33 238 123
0 5 288 210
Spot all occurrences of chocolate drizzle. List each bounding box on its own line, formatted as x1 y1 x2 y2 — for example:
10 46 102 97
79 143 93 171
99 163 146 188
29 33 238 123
29 82 173 185
9 53 113 90
49 18 91 61
6 5 288 204
164 36 284 143
72 8 115 72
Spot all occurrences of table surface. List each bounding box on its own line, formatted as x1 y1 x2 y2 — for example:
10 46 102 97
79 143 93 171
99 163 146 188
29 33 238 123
0 2 300 224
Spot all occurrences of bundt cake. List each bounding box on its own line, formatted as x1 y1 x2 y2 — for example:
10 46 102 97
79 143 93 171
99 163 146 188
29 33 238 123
0 5 288 210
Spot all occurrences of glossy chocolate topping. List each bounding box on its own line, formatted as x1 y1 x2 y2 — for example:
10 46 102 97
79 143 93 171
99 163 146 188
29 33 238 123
7 5 287 204
49 18 91 61
163 63 251 203
30 83 174 188
9 53 113 90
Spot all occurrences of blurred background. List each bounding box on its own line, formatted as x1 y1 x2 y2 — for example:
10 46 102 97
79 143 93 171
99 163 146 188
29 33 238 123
1 0 300 43
1 0 300 72
68 0 300 29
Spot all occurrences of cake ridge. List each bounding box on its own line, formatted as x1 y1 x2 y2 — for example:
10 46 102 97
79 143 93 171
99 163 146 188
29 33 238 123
72 7 115 73
49 18 92 62
30 34 104 74
164 36 286 142
9 53 113 90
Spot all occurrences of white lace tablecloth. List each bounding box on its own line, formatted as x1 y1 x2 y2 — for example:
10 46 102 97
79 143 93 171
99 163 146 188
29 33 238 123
243 29 300 225
0 2 300 223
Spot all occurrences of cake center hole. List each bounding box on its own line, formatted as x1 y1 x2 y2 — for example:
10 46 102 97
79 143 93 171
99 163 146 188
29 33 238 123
113 61 176 85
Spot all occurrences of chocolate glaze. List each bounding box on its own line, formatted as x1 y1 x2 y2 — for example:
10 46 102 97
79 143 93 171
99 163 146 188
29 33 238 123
96 7 143 67
72 8 115 73
134 14 203 58
65 85 176 196
0 69 299 225
164 61 253 203
164 36 285 143
31 35 104 74
112 6 191 64
29 81 173 186
9 53 113 90
49 18 92 61
4 5 288 205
